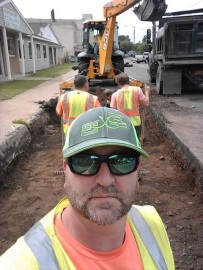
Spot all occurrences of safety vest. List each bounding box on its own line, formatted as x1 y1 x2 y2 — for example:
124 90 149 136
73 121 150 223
59 90 99 135
0 198 175 270
115 86 141 126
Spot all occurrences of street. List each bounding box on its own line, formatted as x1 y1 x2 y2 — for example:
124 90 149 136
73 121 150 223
124 57 150 85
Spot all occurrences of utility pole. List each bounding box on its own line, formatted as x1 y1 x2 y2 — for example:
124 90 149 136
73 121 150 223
133 26 135 44
125 25 135 44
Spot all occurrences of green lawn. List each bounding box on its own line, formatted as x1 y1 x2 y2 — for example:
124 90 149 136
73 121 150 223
29 63 72 78
0 63 73 101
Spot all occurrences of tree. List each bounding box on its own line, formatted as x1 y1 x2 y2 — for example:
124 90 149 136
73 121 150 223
118 35 135 54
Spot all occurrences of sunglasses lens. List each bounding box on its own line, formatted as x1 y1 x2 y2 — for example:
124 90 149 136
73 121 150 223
67 153 139 176
70 155 100 175
109 154 138 175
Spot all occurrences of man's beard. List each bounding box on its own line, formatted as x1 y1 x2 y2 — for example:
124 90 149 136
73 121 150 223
64 182 137 225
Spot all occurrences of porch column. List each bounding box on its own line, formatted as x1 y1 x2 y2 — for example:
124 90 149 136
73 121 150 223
2 27 11 80
19 32 25 76
59 48 62 64
31 35 36 73
52 47 55 65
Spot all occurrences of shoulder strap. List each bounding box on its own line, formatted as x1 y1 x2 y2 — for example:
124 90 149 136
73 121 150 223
24 221 60 270
129 206 168 270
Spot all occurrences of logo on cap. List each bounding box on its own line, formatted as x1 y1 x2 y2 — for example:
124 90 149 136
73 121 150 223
81 112 128 136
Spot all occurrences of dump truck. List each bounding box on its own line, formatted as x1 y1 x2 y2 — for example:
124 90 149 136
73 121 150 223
60 0 167 90
147 9 203 94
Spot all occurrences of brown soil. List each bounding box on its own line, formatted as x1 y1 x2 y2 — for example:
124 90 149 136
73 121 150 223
0 109 203 270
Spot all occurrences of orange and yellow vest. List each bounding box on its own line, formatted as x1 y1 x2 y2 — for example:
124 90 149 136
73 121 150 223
115 86 141 126
56 90 100 135
0 198 175 270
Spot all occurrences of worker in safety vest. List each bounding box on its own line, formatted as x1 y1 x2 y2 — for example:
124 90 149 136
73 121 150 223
110 72 150 138
0 107 175 270
56 74 101 136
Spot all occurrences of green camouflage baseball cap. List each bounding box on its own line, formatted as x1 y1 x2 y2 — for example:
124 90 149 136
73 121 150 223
63 107 149 158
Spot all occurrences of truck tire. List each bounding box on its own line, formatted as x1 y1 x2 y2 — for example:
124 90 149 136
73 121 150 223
78 58 90 75
112 56 124 74
156 63 163 94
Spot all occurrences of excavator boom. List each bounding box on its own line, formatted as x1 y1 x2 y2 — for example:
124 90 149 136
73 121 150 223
104 0 141 18
60 0 168 91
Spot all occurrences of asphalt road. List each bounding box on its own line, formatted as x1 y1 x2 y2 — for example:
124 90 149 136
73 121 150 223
124 58 150 86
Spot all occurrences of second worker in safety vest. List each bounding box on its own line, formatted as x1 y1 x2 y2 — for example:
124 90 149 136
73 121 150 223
56 74 101 136
110 72 150 138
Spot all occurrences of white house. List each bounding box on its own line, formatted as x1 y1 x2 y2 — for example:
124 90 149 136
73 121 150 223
0 0 62 81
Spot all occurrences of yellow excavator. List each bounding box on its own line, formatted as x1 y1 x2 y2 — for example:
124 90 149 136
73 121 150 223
60 0 167 90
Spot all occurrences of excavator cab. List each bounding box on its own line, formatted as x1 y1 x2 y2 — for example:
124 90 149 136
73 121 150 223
78 19 124 78
133 0 167 21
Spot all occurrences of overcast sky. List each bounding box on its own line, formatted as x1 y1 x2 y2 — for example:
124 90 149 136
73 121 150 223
12 0 203 43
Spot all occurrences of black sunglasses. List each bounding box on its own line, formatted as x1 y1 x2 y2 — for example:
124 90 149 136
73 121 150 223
66 153 140 176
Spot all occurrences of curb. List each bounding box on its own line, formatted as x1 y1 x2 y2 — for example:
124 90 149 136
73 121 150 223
149 106 203 197
0 99 57 183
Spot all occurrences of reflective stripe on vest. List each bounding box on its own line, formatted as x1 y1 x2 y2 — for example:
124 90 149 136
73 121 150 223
62 94 70 124
116 86 140 116
129 206 167 270
24 221 59 270
24 207 167 270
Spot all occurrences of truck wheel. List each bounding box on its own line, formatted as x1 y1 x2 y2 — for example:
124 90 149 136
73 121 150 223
112 56 124 74
156 63 163 94
78 58 90 75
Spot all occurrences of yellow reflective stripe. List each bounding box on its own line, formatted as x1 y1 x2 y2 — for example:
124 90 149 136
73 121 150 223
87 95 94 110
128 205 175 270
129 206 168 270
62 93 69 120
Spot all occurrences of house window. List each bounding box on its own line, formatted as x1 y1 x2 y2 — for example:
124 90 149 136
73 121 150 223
28 42 32 59
43 45 47 58
36 43 41 59
7 37 15 56
18 40 25 59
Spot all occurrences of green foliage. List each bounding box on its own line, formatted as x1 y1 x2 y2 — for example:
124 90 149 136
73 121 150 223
118 35 135 54
142 35 147 43
64 52 69 63
30 63 72 77
12 119 30 129
135 42 150 54
0 80 45 101
118 35 149 55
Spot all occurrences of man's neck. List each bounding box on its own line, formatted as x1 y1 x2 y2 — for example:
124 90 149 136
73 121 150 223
62 205 127 252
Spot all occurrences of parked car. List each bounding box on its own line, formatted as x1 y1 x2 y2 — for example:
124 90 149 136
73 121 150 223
135 55 144 63
143 52 149 63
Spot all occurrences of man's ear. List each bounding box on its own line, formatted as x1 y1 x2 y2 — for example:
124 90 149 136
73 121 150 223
63 159 67 171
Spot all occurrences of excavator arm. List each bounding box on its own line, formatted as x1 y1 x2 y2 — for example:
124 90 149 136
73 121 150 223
99 0 167 76
103 0 141 17
60 0 168 90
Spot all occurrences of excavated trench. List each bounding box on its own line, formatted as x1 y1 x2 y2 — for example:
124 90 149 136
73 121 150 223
0 96 203 269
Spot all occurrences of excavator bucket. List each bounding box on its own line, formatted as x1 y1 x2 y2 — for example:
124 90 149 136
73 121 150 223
133 0 167 21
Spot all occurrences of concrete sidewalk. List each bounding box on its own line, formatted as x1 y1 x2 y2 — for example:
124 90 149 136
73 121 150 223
0 70 76 142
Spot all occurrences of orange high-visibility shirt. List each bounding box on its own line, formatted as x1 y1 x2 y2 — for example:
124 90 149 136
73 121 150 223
55 212 144 270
